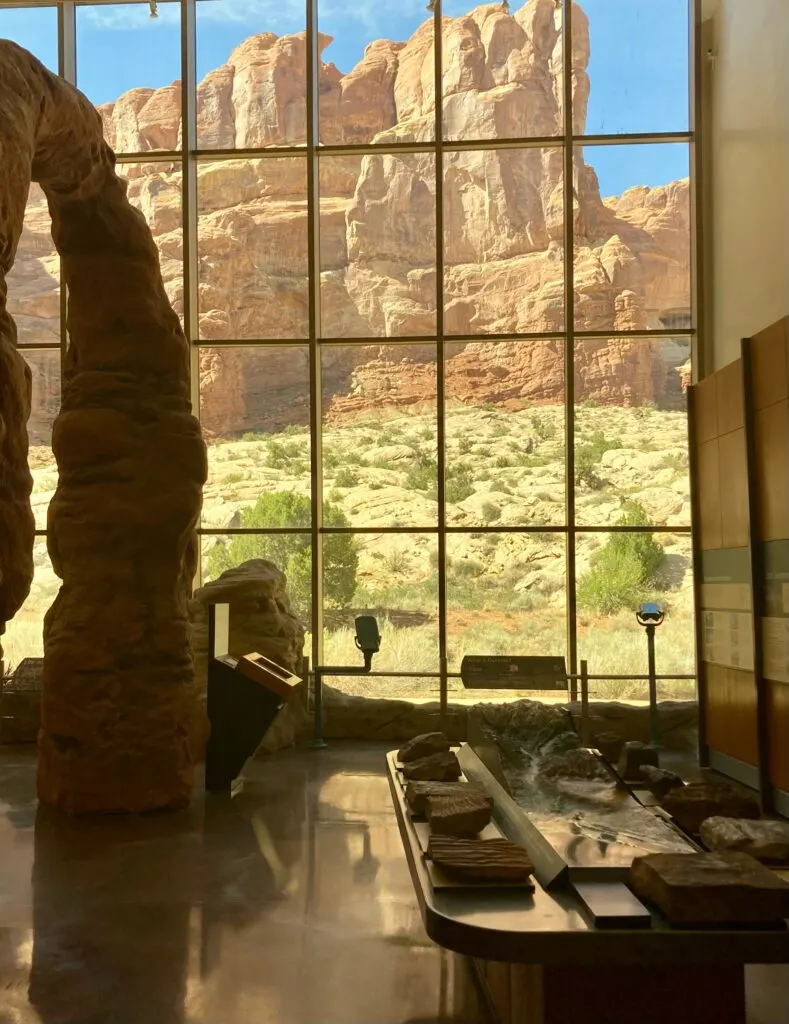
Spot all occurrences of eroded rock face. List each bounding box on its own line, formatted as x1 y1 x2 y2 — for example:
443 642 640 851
699 817 789 864
0 40 207 813
12 2 691 444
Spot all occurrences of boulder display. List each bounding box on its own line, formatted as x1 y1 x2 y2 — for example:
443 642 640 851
638 765 685 801
426 789 494 837
188 559 307 756
699 817 789 865
593 731 625 763
427 835 535 881
661 783 761 835
629 851 789 925
401 749 462 781
398 731 450 763
12 1 692 446
0 41 207 813
617 741 659 781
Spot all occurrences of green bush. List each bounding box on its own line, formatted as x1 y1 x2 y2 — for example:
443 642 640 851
334 467 360 488
577 502 664 615
481 501 501 523
205 491 358 622
575 430 623 490
404 451 436 492
445 463 474 503
530 413 557 442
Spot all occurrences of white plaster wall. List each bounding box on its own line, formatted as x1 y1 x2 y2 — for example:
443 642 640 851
704 0 789 370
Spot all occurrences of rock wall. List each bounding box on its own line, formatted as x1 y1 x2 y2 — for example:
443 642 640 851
8 1 691 443
0 40 207 813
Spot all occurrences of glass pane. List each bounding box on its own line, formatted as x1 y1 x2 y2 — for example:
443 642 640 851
24 350 60 532
576 531 694 676
202 533 312 627
318 1 433 145
575 0 689 136
444 148 564 334
6 185 59 350
574 337 690 526
0 5 58 71
445 341 565 527
77 2 182 153
574 143 690 331
196 0 306 149
441 0 562 141
200 346 311 530
446 532 566 675
325 533 439 686
583 676 696 703
319 154 437 338
2 539 55 671
198 158 308 340
321 345 438 529
118 161 183 321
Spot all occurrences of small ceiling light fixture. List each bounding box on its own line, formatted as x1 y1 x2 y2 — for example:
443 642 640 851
149 1 158 17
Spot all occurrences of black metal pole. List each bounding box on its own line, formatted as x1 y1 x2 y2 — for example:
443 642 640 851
310 668 327 750
646 624 659 747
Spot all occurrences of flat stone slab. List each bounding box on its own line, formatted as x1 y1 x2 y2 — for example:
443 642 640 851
662 783 760 834
700 817 789 864
427 789 494 837
428 835 534 881
398 732 449 763
401 749 461 782
405 779 486 814
629 851 789 925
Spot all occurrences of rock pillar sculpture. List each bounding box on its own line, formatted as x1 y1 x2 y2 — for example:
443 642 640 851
0 42 207 812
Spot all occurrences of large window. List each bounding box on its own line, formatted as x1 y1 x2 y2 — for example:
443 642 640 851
2 0 696 701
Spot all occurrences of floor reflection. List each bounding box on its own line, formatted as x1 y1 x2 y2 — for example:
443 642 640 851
0 744 487 1024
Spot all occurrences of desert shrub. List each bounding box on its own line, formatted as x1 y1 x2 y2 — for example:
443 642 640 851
283 424 307 436
205 491 357 622
322 450 339 470
490 423 509 438
265 439 302 470
530 413 557 442
493 454 512 469
457 436 473 455
222 472 245 485
577 501 664 615
383 550 410 575
452 559 485 579
240 431 267 442
404 451 436 492
481 501 501 523
334 467 360 488
476 446 492 458
445 463 475 503
344 450 363 466
659 451 688 473
575 430 623 490
369 480 383 490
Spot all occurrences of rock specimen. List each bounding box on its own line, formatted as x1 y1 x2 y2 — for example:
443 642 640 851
593 731 624 763
401 750 461 782
0 41 207 812
189 559 307 755
699 817 789 864
617 741 659 781
629 851 789 925
398 731 450 763
14 5 692 444
661 783 760 835
426 789 494 838
428 835 534 882
639 765 685 801
405 779 486 815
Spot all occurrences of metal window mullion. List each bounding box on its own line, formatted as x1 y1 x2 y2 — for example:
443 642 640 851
57 2 76 384
181 0 201 583
306 0 324 667
562 0 578 686
433 0 448 717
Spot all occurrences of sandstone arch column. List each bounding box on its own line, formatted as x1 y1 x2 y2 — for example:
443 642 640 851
0 42 207 813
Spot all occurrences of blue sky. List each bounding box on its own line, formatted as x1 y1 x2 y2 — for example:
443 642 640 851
0 0 689 195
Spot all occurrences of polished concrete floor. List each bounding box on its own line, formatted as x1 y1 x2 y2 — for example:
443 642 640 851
0 744 488 1024
0 743 787 1024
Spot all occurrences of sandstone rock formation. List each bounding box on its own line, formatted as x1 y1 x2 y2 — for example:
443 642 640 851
0 41 207 813
188 559 307 754
10 1 691 445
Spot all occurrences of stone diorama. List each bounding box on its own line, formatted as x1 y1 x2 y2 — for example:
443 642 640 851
0 41 206 813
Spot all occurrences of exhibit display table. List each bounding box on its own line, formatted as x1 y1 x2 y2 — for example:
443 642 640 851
386 749 789 1024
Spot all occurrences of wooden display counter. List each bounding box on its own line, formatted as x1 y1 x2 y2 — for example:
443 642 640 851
387 749 789 1024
